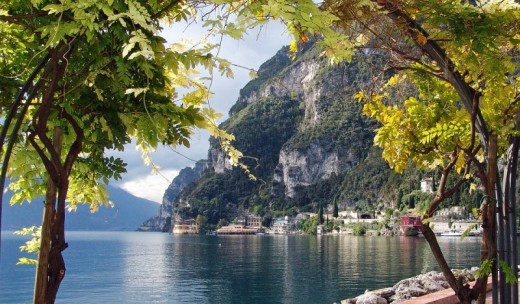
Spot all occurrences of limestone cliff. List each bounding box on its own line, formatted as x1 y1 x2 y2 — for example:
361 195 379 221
212 47 378 198
138 160 209 231
144 42 415 229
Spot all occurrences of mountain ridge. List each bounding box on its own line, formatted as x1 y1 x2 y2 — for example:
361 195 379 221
141 42 474 232
2 184 158 231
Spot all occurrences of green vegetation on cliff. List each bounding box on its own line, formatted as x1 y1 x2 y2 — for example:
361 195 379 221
173 44 479 227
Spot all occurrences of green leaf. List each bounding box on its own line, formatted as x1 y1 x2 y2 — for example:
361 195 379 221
17 257 38 265
475 259 493 279
498 259 518 284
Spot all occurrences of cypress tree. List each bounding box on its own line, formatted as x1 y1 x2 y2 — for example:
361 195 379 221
318 205 324 224
396 189 403 209
408 196 416 209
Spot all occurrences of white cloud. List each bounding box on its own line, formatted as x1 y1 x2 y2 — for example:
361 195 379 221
120 169 180 204
111 19 292 200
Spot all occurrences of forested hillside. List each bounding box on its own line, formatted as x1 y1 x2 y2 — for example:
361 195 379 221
142 42 480 231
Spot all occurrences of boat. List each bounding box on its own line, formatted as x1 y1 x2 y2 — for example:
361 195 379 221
440 229 463 237
439 229 480 237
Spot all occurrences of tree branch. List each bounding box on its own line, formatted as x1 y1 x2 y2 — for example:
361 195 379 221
0 11 48 22
383 4 490 149
152 0 182 19
0 53 51 240
60 109 84 176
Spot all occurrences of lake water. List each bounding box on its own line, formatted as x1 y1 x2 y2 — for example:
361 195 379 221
0 231 485 304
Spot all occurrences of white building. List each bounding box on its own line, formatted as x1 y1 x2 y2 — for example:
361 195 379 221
421 178 434 193
271 217 292 234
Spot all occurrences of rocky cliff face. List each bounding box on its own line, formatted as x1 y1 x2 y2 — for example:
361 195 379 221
139 160 209 231
215 47 376 198
144 42 405 229
274 143 347 197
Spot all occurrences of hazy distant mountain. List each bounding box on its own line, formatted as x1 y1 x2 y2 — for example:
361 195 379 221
1 185 158 231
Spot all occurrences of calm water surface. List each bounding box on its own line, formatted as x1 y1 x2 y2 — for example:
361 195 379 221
0 231 484 303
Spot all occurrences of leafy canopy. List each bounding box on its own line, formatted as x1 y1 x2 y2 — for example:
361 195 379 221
0 0 259 211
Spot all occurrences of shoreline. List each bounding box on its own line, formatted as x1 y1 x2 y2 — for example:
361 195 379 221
337 268 478 304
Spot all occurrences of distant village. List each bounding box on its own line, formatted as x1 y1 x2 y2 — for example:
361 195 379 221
171 178 482 237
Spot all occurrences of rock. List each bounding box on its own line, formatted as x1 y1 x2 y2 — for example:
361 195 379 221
407 286 428 297
274 143 347 197
339 269 479 304
356 293 388 304
387 295 401 303
371 287 395 299
453 268 475 283
394 285 427 300
425 270 445 281
420 277 445 293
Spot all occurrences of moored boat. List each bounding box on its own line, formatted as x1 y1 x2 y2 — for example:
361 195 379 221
439 229 463 237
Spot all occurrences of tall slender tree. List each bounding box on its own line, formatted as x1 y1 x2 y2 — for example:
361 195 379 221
333 200 339 218
230 0 519 302
1 1 254 302
318 204 324 224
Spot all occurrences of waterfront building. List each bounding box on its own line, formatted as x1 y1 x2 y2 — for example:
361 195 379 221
172 219 199 234
271 217 292 234
399 214 421 235
216 225 259 235
246 216 262 228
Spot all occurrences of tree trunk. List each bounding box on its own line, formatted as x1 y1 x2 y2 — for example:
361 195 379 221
33 127 65 304
421 221 486 303
507 137 519 303
499 136 519 303
45 177 69 303
34 173 58 304
481 135 498 304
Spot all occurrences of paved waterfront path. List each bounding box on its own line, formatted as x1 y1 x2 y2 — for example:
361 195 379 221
401 278 519 304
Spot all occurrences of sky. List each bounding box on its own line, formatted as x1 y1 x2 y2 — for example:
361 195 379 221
110 18 292 204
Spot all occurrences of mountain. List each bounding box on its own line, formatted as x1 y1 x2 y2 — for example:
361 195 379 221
1 185 158 231
138 160 209 232
141 41 475 231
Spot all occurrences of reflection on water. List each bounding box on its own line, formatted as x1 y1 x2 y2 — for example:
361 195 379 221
0 232 488 304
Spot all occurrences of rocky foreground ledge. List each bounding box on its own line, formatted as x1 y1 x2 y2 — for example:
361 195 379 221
338 268 477 304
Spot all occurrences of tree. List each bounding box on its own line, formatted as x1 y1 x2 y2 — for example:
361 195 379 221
333 200 339 218
301 215 320 235
217 218 229 228
408 196 415 210
396 189 403 209
0 1 254 302
195 214 208 232
233 0 519 302
314 1 519 303
318 205 324 224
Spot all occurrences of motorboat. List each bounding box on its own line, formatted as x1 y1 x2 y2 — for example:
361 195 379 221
440 229 463 236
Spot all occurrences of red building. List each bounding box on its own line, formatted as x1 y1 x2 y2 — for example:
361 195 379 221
400 214 422 236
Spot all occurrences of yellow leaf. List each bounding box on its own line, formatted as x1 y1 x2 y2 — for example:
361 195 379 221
248 70 258 79
256 11 265 20
289 40 298 59
354 91 365 102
